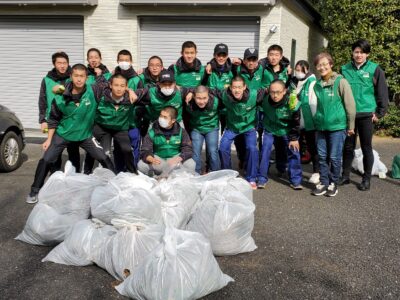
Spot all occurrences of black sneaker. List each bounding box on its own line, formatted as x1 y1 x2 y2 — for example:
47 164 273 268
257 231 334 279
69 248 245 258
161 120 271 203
338 177 350 186
312 184 328 196
325 183 338 197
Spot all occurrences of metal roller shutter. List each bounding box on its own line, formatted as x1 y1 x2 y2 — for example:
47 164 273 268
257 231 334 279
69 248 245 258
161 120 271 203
139 16 260 68
0 16 84 129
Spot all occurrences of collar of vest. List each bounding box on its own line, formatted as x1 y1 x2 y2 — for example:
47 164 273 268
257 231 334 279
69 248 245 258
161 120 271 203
264 57 289 74
227 88 250 103
153 121 181 135
175 57 202 72
114 66 138 80
210 58 232 73
319 72 342 87
351 59 369 70
47 67 71 82
87 63 109 76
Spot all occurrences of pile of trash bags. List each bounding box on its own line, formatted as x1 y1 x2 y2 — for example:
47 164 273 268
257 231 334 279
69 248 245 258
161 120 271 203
351 148 388 178
16 162 257 300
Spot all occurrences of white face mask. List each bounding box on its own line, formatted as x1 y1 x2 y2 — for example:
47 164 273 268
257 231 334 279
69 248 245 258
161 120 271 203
161 87 175 96
295 71 306 80
158 117 170 128
118 61 131 71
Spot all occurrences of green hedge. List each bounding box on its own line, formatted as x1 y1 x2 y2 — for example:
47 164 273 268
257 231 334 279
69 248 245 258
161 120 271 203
375 103 400 137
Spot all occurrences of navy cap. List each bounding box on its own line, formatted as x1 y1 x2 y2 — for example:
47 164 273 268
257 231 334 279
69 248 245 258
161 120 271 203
243 48 259 60
159 70 175 83
214 43 229 55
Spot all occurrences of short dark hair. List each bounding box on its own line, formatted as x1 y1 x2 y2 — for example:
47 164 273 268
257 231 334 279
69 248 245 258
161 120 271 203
351 39 371 54
270 79 286 89
148 55 163 66
52 51 69 65
181 41 197 52
117 49 132 61
231 76 246 86
194 85 209 95
87 48 102 59
314 52 334 67
162 106 178 120
268 44 283 55
71 63 87 74
110 73 127 84
295 60 310 73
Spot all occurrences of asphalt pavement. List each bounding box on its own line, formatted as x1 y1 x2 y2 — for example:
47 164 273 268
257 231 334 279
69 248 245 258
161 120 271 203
0 136 399 300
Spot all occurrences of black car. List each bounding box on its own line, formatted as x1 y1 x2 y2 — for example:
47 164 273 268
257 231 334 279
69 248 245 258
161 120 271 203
0 104 26 172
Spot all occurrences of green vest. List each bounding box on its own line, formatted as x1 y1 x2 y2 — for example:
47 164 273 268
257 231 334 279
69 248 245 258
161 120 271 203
55 86 97 142
237 65 264 90
262 66 289 88
313 76 347 131
341 60 378 113
86 72 112 86
95 96 132 131
148 127 182 159
128 75 143 91
207 71 233 90
174 65 205 88
44 76 68 120
298 76 317 131
222 89 258 134
186 97 219 134
262 95 299 137
146 87 183 122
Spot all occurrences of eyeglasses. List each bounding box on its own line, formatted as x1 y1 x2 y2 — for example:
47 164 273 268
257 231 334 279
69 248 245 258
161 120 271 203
269 90 284 95
316 62 330 69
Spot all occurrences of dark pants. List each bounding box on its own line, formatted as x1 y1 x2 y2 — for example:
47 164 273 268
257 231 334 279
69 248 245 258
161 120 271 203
301 130 319 173
31 134 115 195
51 143 81 173
342 116 374 180
84 124 137 174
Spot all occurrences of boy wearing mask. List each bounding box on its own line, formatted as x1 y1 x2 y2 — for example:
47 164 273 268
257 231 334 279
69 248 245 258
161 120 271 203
138 106 195 176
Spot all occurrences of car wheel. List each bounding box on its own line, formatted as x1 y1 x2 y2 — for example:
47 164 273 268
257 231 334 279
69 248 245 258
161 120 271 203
0 131 23 172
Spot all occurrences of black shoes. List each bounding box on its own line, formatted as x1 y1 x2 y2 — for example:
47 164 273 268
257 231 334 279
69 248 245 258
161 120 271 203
357 179 370 191
338 177 350 186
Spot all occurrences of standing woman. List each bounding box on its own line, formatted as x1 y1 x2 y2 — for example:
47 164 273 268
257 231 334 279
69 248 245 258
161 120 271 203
312 53 356 197
86 48 111 85
340 39 389 191
293 60 319 184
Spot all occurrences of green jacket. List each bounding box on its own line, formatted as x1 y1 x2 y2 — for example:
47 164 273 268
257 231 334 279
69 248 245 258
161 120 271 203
236 64 264 90
95 89 134 131
186 95 219 134
221 88 259 134
341 60 378 113
148 125 183 159
52 84 97 142
145 87 183 122
172 57 205 88
262 93 301 137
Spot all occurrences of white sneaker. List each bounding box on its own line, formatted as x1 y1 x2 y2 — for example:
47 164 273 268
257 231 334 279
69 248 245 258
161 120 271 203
309 173 320 184
26 194 38 204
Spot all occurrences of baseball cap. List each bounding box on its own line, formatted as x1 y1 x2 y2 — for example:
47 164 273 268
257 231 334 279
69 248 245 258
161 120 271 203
159 70 175 83
214 43 229 55
243 48 259 60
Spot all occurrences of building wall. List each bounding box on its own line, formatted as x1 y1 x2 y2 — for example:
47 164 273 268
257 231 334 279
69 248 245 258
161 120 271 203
0 0 326 69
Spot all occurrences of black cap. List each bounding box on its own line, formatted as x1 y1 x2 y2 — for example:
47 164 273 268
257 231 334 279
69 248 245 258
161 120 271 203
214 43 229 55
243 48 259 60
159 70 175 83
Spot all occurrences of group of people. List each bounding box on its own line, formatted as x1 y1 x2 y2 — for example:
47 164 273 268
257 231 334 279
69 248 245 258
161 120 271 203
26 38 389 204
